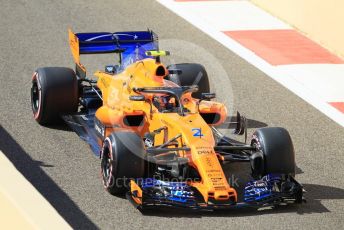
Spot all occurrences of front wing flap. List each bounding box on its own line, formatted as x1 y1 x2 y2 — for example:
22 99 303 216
127 175 304 211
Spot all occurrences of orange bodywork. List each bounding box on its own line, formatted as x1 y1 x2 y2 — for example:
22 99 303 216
68 29 86 75
130 180 143 205
91 58 236 203
69 29 236 202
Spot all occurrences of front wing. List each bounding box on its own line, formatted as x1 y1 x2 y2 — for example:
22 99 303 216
127 176 304 211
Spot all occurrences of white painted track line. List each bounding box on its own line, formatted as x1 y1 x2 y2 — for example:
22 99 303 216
157 0 344 127
277 64 344 102
171 1 291 31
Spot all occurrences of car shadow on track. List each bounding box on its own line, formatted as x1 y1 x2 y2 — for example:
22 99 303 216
44 123 72 132
0 125 98 229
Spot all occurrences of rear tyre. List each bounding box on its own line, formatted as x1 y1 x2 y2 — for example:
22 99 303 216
250 127 295 178
166 63 210 99
101 131 145 195
31 67 78 125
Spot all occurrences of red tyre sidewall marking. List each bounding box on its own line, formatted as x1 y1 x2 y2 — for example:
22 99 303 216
32 72 42 120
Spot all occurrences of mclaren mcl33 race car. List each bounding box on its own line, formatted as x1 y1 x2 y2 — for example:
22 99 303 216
30 29 304 211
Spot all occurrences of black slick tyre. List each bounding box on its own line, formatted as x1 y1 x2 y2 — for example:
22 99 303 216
250 127 295 178
31 67 78 125
166 63 210 99
101 131 145 195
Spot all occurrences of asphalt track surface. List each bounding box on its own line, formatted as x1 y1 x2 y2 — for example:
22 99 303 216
0 0 343 229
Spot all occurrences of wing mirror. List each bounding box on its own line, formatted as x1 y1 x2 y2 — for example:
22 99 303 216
129 95 146 101
168 69 182 75
105 65 119 74
197 93 216 112
129 95 153 116
129 95 153 117
201 93 216 100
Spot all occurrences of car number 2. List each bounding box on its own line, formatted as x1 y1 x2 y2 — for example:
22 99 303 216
192 128 204 138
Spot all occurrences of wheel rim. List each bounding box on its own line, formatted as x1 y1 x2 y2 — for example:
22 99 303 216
101 142 113 188
31 73 41 119
31 82 39 111
103 153 112 180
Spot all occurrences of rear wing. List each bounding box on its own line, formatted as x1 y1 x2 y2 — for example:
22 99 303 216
68 29 158 77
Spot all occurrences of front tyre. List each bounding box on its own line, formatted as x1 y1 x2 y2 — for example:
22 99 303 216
101 131 145 195
250 127 295 178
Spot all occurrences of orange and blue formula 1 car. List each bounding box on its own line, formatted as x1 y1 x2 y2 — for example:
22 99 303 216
30 29 304 211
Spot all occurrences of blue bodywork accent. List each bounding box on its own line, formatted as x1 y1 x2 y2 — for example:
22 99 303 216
61 113 101 157
244 174 281 202
75 31 158 69
140 178 195 204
